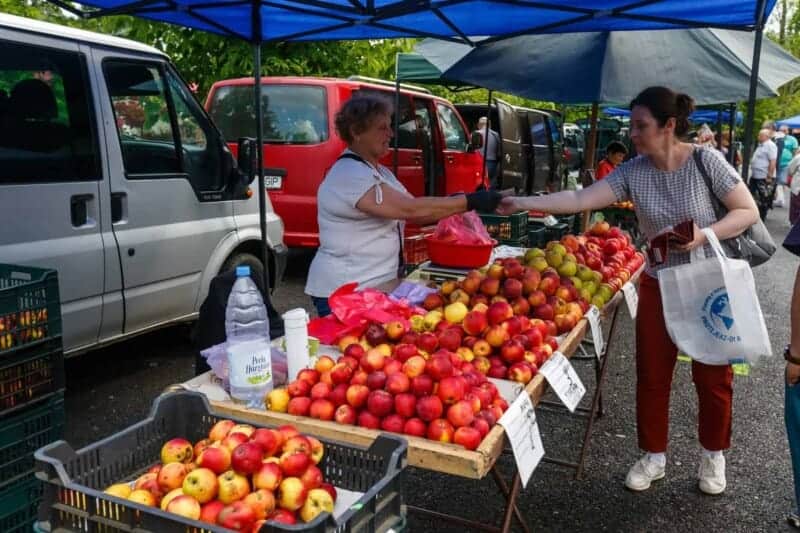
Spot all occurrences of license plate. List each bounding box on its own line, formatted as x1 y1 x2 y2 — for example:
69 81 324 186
264 175 282 189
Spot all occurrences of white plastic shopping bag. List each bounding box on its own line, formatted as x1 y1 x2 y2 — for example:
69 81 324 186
657 228 771 365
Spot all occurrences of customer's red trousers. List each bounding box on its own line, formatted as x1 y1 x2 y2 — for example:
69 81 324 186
636 274 733 452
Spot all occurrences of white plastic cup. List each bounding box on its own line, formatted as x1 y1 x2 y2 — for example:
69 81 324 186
282 308 310 381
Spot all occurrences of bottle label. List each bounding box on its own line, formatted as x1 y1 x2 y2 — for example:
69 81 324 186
228 339 273 389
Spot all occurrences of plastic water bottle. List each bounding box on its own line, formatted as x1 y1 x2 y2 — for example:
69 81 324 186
225 266 273 407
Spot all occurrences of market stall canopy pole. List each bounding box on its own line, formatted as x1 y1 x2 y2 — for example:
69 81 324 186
251 4 270 293
581 103 600 233
741 0 769 183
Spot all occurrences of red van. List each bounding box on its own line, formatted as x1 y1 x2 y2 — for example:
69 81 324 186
205 76 485 247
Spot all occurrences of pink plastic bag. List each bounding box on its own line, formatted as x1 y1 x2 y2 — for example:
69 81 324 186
307 283 421 345
432 212 493 245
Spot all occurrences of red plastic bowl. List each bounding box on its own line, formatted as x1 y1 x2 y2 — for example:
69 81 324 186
425 237 497 268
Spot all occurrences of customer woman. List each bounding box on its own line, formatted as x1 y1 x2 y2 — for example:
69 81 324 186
498 86 759 495
305 95 500 317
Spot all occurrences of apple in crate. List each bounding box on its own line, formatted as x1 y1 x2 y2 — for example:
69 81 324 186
300 464 324 490
280 451 311 477
217 470 250 504
161 438 193 464
300 488 335 523
308 437 324 464
128 489 156 507
269 509 297 525
160 488 184 511
454 426 483 451
254 462 283 491
277 477 308 511
209 420 236 442
182 467 219 504
283 435 312 456
232 442 264 475
218 501 257 531
166 495 201 520
199 500 225 524
243 489 276 520
157 462 188 492
251 429 280 458
104 483 132 499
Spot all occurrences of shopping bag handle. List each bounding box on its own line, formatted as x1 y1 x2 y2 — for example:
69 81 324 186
689 228 728 264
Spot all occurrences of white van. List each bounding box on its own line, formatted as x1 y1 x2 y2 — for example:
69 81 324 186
0 14 287 357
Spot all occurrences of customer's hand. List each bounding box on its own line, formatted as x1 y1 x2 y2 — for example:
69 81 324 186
674 221 707 252
788 362 800 386
496 196 525 215
465 190 503 213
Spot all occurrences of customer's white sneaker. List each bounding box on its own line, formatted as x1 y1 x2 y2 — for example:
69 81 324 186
698 454 726 495
624 454 666 491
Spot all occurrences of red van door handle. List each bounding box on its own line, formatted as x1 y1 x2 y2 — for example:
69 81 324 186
446 155 455 164
412 156 422 164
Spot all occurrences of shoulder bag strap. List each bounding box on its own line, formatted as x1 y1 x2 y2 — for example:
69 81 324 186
692 148 728 222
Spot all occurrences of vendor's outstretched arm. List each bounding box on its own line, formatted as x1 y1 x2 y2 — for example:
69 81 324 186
356 184 467 223
496 180 617 215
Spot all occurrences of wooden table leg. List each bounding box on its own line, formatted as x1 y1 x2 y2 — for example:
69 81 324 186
501 472 523 533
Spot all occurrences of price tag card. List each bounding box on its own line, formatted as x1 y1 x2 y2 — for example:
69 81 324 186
622 282 638 319
539 351 586 413
489 377 525 402
586 305 605 359
543 215 559 227
498 393 544 488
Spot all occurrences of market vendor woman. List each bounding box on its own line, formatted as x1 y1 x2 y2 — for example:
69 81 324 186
305 95 501 317
498 86 759 495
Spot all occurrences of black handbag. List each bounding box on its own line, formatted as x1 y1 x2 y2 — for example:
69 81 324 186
692 148 776 267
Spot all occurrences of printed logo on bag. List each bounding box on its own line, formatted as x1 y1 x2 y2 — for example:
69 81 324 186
701 287 741 344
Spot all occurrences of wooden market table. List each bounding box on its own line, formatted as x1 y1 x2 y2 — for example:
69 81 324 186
187 266 643 533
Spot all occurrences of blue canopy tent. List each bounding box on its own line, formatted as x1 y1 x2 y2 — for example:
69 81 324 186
52 0 776 313
778 115 800 129
604 107 744 125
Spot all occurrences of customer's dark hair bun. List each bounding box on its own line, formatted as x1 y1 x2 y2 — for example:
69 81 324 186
630 86 696 139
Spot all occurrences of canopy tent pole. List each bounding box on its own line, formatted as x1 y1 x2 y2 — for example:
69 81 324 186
252 4 270 293
741 0 768 183
580 103 600 231
483 89 493 189
393 56 400 176
715 107 723 149
728 103 737 166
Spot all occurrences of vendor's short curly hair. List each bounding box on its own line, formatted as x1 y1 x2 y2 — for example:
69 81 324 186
335 95 393 144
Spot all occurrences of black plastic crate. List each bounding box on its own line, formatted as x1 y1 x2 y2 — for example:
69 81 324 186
0 473 43 533
0 337 64 416
36 391 407 533
498 236 529 248
1 392 64 491
479 212 528 241
0 264 61 356
527 226 547 248
544 222 570 243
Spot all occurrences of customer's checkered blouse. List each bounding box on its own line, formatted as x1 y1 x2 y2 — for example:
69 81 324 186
604 146 741 276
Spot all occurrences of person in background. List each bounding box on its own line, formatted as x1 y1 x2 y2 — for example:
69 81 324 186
750 128 778 220
782 221 800 528
498 86 759 495
778 124 798 208
305 96 501 318
789 147 800 225
474 116 501 189
596 141 629 180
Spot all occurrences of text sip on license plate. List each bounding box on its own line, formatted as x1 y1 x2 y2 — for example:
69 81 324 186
264 175 282 189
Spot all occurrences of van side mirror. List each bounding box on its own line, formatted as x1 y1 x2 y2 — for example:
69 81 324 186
469 131 483 152
237 137 258 185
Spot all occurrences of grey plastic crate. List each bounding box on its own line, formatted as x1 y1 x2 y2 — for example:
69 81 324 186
35 391 407 533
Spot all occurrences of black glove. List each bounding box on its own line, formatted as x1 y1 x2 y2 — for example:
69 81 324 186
465 190 503 213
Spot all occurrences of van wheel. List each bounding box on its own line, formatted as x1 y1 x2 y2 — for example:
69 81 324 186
221 252 268 290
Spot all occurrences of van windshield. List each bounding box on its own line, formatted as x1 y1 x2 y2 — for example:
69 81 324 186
208 84 327 145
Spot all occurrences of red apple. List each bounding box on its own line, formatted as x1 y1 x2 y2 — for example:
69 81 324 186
427 419 455 443
454 426 483 450
280 451 311 477
385 372 411 395
416 395 444 422
366 371 387 391
425 355 454 381
357 410 381 430
309 399 335 421
253 462 283 491
367 390 394 417
346 384 369 408
402 355 427 378
197 445 232 475
437 376 466 405
335 404 357 425
394 393 417 418
487 302 514 326
381 414 406 433
447 400 475 428
310 382 332 400
287 397 312 417
393 343 418 363
403 417 428 437
411 374 435 397
416 332 439 353
231 442 264 475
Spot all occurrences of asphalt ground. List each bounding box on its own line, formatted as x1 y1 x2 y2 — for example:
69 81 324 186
64 206 799 532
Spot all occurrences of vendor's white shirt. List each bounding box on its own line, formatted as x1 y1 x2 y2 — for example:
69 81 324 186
305 150 411 298
750 139 777 180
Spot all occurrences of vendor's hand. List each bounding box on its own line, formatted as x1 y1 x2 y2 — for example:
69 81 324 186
788 362 800 386
465 190 503 213
497 196 525 215
674 222 707 252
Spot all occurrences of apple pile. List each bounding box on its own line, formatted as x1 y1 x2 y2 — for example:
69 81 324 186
103 422 337 531
266 331 512 451
0 308 48 351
